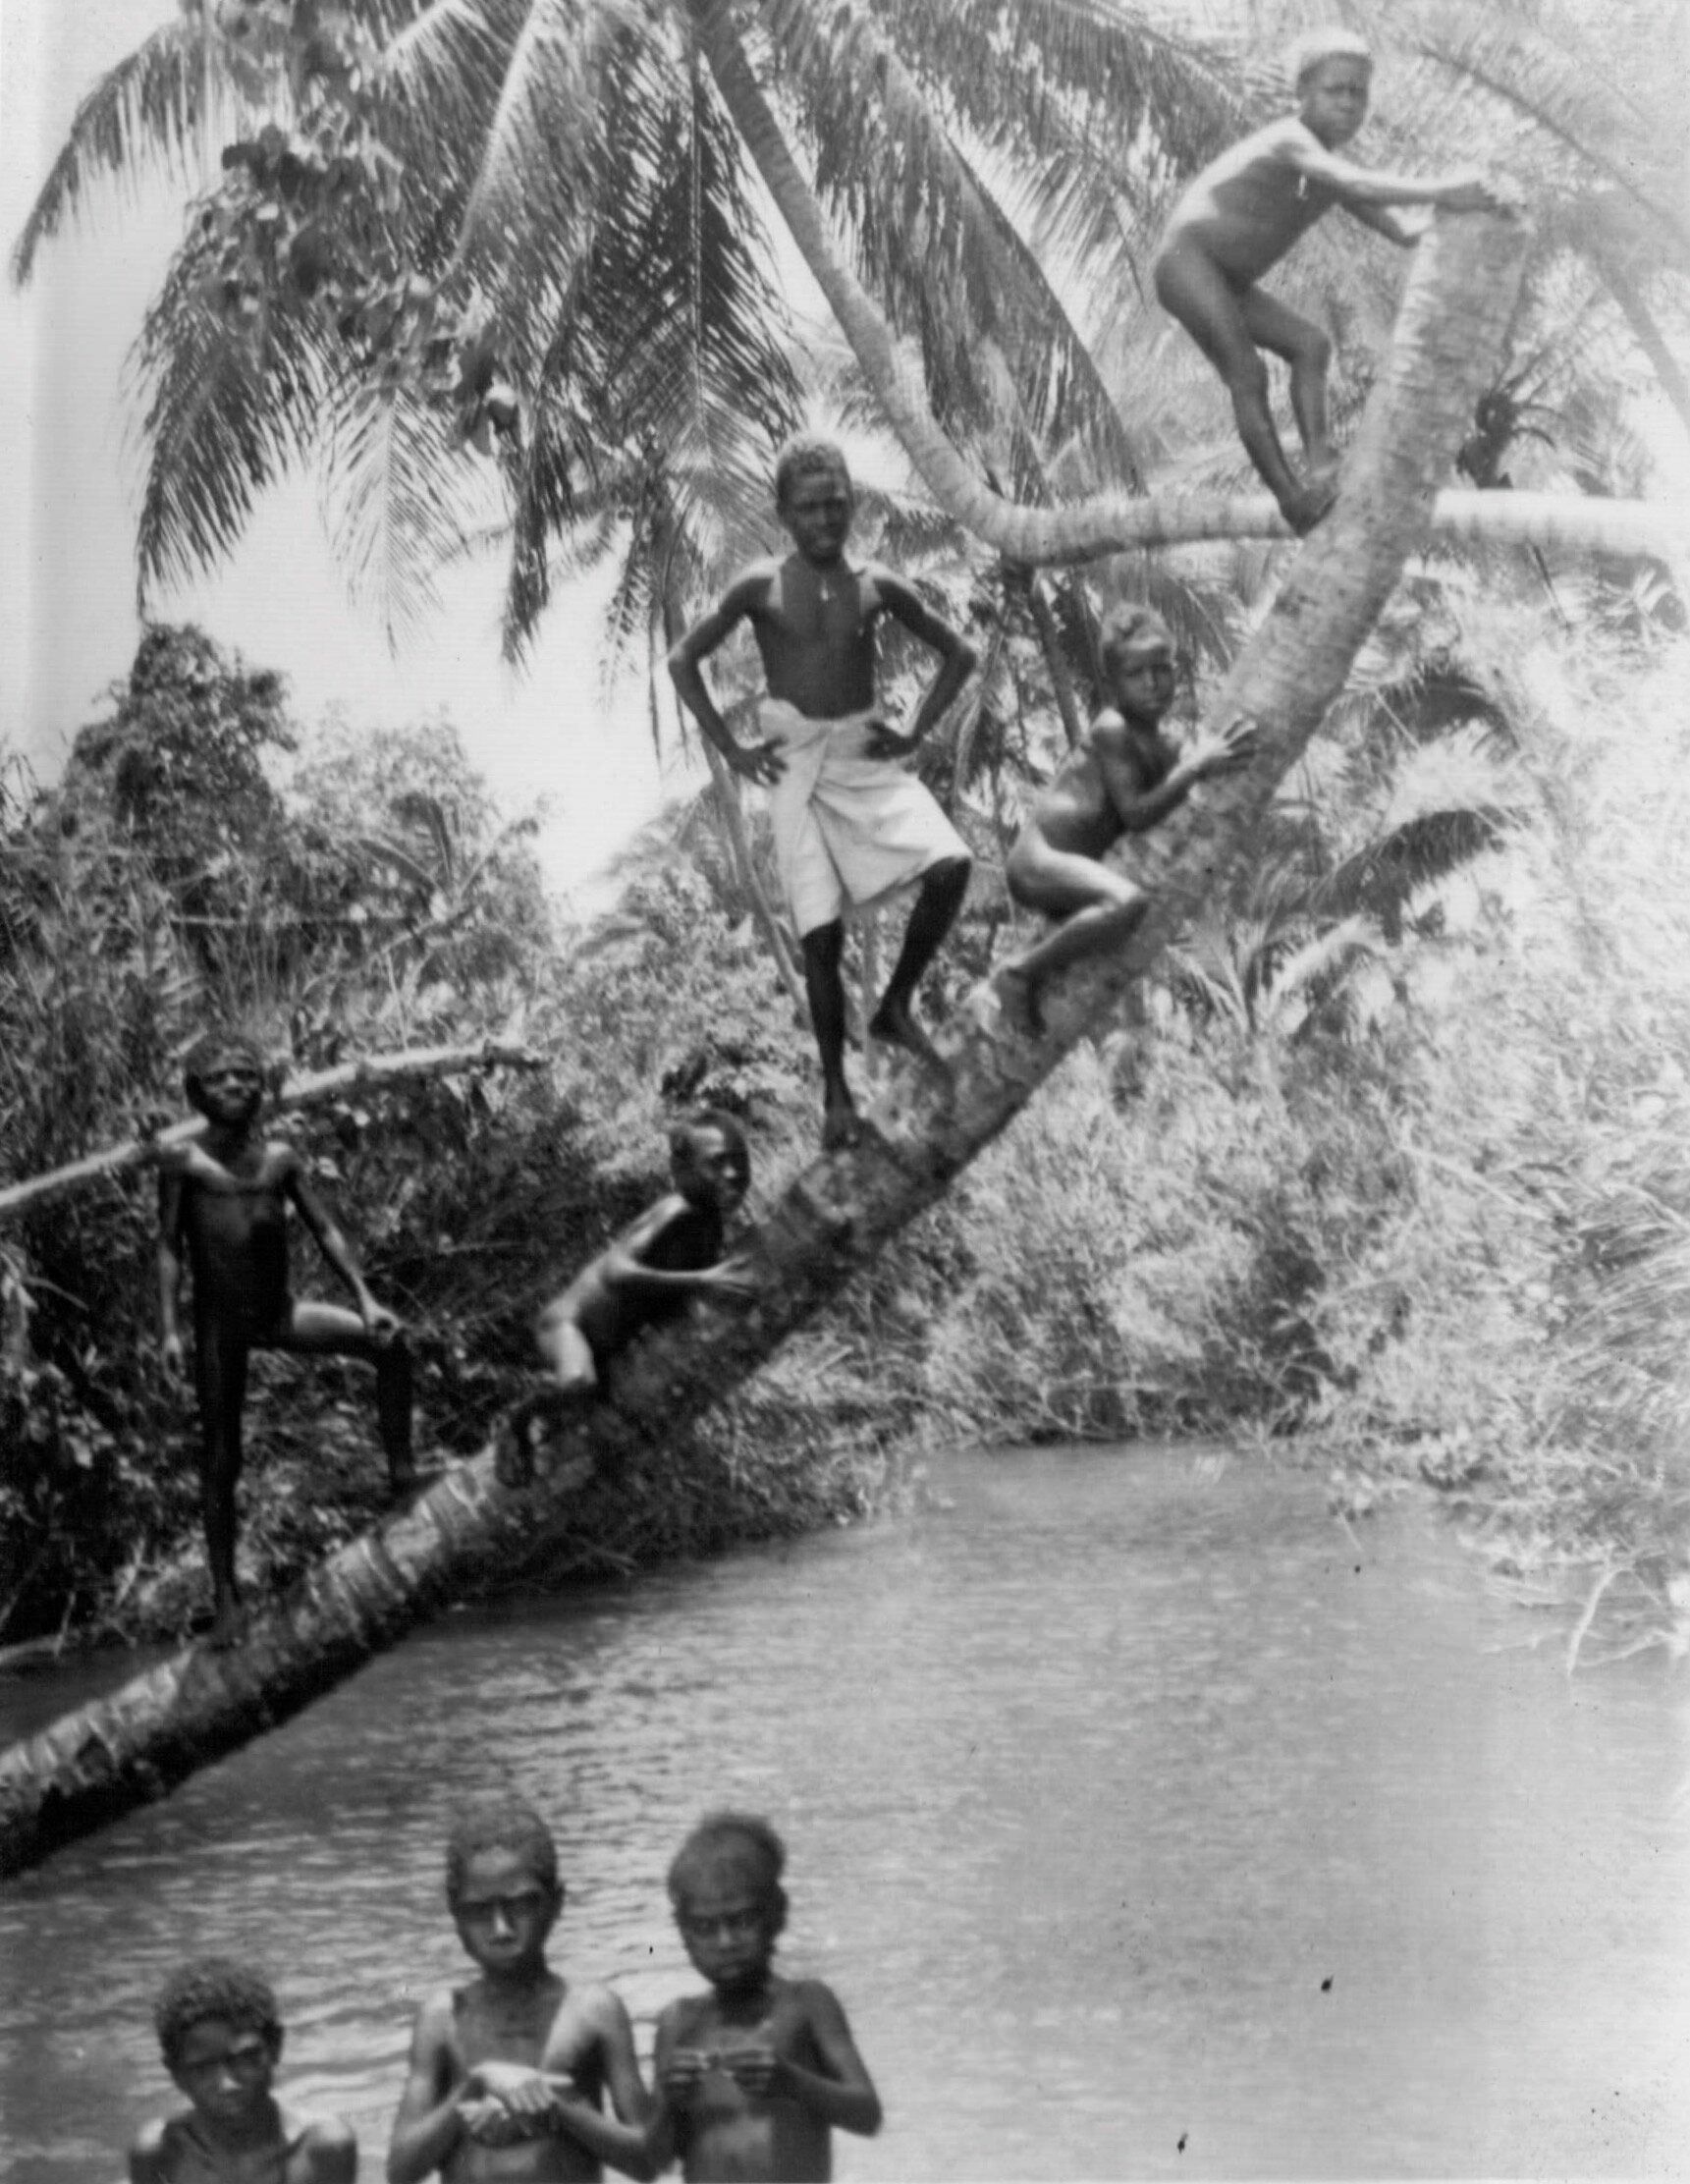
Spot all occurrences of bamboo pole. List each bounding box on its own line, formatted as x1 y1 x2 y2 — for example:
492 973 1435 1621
0 209 1526 1879
0 1041 544 1226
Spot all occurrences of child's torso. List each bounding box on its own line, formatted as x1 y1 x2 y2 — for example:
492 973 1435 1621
574 1200 726 1356
750 560 883 721
153 2102 313 2184
1033 719 1172 855
669 1987 832 2184
444 1980 607 2184
1165 121 1336 281
180 1143 294 1324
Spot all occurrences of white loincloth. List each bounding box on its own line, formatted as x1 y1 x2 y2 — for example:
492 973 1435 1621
761 698 968 938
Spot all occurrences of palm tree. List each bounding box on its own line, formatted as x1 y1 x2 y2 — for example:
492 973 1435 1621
0 209 1527 1875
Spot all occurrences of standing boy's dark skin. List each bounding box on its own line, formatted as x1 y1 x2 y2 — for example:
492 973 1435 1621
994 607 1256 1039
652 1814 881 2184
669 439 977 1149
156 1033 416 1646
1153 30 1513 532
388 1802 654 2184
130 1957 356 2184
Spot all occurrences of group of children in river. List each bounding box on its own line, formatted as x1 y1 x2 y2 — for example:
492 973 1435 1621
115 58 1518 2178
132 1803 878 2183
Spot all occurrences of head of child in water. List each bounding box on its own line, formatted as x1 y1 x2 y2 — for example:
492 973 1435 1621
774 435 854 564
670 1110 750 1217
669 1813 787 1994
1289 30 1372 147
1100 605 1177 721
155 1958 284 2123
446 1799 562 1978
183 1031 267 1127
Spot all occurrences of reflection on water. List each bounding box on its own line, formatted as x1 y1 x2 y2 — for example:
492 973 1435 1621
2 1445 1687 2180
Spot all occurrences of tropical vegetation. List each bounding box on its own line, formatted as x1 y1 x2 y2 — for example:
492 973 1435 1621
4 0 1688 1687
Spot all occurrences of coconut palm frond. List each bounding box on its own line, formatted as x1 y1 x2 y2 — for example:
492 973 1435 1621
1396 4 1689 258
1310 805 1511 923
12 19 215 285
443 0 631 287
131 254 332 605
320 367 470 645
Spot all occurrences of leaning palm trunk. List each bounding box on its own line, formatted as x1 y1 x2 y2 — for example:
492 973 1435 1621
691 0 1680 571
0 210 1526 1879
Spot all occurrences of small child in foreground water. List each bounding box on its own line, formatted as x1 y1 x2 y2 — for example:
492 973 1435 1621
500 1113 754 1486
130 1958 356 2183
387 1800 654 2183
652 1814 882 2182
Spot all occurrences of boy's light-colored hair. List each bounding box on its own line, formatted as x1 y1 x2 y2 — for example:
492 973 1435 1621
1099 604 1174 682
444 1798 559 1902
1287 27 1372 91
668 1811 789 1929
774 434 851 510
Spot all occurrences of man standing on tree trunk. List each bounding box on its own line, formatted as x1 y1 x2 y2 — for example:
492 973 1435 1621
669 436 977 1149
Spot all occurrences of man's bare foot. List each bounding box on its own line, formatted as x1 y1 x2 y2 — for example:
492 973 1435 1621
821 1090 862 1152
1281 474 1336 536
207 1599 246 1650
992 963 1044 1040
868 996 953 1082
496 1387 586 1488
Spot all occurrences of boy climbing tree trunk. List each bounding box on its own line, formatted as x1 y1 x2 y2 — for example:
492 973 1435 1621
0 207 1526 1879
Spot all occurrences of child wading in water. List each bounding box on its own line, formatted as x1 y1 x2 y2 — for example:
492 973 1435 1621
155 1031 417 1646
1153 28 1513 531
498 1112 754 1485
994 606 1256 1038
670 436 978 1149
652 1813 881 2183
130 1958 356 2183
388 1801 654 2184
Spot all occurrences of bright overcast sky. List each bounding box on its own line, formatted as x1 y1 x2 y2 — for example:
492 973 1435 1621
0 0 685 903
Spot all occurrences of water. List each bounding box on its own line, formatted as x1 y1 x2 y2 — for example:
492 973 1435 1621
1 1445 1687 2180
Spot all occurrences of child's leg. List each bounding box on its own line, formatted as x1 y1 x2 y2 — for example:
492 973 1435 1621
995 849 1148 1037
191 1319 249 1642
869 855 970 1074
1153 243 1327 531
535 1313 599 1395
800 919 858 1147
1241 287 1335 469
275 1301 416 1490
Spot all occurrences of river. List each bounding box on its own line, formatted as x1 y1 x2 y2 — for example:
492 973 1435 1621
1 1444 1686 2180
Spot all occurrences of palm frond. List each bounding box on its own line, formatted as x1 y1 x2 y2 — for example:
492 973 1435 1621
12 20 211 285
130 249 333 604
320 368 472 645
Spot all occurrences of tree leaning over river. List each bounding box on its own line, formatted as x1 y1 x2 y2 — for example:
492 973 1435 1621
0 210 1528 1880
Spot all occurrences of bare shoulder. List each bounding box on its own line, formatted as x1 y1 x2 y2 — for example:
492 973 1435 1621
1088 706 1132 751
723 559 782 618
409 1981 461 2049
289 2103 358 2177
127 2111 172 2179
573 1977 634 2032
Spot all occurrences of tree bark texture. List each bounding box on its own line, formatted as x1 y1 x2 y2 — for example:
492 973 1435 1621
0 1041 542 1226
0 201 1527 1881
692 0 1681 573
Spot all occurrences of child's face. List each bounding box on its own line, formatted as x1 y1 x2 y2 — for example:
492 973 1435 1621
193 1056 264 1130
675 1879 777 1996
676 1127 749 1216
451 1846 560 1978
779 465 853 566
1300 56 1371 146
168 2015 279 2127
1109 641 1176 725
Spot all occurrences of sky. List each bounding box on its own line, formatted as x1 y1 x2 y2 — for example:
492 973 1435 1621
0 0 687 905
